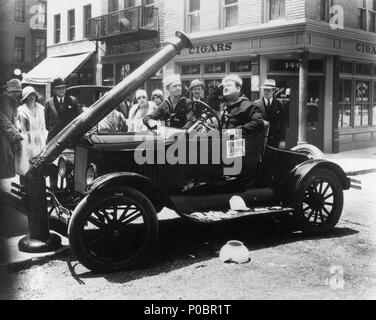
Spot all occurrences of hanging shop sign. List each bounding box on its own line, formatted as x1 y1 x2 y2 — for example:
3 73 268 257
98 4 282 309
107 38 157 55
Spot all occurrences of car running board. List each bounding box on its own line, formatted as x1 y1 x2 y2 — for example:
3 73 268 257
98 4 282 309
185 206 294 223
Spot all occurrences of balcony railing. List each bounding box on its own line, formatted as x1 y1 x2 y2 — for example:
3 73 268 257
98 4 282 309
88 6 159 41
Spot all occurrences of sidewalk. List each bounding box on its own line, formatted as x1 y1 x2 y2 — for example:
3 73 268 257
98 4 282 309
0 178 70 271
1 146 376 270
324 146 376 176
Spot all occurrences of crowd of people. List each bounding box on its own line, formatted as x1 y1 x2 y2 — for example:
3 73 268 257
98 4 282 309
0 73 286 181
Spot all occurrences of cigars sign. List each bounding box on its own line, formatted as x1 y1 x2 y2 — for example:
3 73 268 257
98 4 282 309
355 43 376 56
189 42 233 55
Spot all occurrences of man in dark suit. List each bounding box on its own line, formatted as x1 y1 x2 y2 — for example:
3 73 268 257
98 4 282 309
256 79 286 148
44 78 81 189
44 78 81 143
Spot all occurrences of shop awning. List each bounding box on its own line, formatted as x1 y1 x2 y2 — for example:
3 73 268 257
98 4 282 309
22 52 93 85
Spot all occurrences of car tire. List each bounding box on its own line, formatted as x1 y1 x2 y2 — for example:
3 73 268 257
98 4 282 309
291 144 324 159
68 187 159 273
293 168 343 236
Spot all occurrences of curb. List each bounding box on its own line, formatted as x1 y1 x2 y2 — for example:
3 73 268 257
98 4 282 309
345 168 376 176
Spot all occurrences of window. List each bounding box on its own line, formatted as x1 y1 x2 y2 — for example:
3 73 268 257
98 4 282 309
181 64 201 75
358 0 367 30
187 0 200 33
204 62 226 74
141 0 155 27
14 37 25 62
38 1 47 28
15 0 25 22
230 60 253 73
355 63 372 76
223 0 238 28
108 0 119 12
34 37 46 64
319 0 333 21
269 0 285 21
68 9 75 41
83 5 92 38
369 0 376 32
354 80 371 127
124 0 136 8
341 61 353 74
142 0 154 6
54 14 61 43
339 79 352 128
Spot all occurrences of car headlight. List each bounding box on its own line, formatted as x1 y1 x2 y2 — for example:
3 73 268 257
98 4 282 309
85 164 98 186
58 156 74 178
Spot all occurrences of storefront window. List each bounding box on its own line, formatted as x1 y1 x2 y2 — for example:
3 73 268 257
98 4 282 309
339 79 352 128
181 64 200 75
354 80 370 127
204 62 226 74
341 61 353 74
230 60 252 73
204 79 222 99
355 63 372 76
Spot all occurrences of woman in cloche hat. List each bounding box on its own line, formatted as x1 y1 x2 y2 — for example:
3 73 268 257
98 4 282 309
16 86 47 157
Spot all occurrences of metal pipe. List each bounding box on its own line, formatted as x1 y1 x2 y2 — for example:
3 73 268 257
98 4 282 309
31 31 194 168
18 31 193 253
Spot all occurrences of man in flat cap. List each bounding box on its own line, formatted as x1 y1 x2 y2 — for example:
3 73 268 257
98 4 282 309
0 79 23 178
143 74 194 130
220 74 264 134
256 79 286 148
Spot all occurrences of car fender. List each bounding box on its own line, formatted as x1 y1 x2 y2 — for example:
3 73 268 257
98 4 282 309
280 159 350 204
86 172 176 213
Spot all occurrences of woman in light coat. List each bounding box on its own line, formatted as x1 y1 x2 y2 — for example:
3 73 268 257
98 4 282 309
16 86 48 162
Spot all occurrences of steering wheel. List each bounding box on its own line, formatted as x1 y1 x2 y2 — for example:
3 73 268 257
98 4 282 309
190 101 222 132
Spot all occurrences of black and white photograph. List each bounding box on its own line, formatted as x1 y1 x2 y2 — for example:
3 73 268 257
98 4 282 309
0 0 375 303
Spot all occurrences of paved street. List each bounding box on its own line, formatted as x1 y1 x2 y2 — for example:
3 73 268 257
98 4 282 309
0 172 375 300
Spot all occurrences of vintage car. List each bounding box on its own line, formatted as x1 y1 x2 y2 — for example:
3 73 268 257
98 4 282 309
12 32 358 273
45 98 355 273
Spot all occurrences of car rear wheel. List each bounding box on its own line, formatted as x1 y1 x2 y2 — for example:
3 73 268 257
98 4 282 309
68 187 159 273
294 168 343 235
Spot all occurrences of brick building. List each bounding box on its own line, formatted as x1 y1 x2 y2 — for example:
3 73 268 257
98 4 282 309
87 0 163 94
24 0 376 152
161 0 376 153
0 0 47 88
23 0 105 101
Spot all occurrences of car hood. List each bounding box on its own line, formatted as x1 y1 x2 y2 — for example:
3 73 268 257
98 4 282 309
85 127 186 151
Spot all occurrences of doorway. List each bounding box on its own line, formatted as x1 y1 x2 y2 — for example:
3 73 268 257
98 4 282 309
273 76 325 150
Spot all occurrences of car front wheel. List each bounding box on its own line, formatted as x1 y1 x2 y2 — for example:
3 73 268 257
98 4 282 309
294 168 343 235
68 187 159 273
